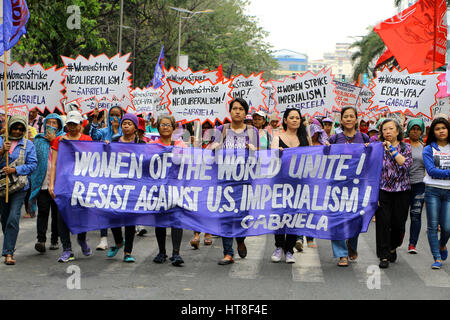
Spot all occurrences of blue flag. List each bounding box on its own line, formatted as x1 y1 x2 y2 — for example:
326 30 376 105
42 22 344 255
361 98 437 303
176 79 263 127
148 45 164 88
0 0 30 56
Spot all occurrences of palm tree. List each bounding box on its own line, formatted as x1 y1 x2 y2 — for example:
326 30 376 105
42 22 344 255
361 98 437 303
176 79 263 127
350 29 386 82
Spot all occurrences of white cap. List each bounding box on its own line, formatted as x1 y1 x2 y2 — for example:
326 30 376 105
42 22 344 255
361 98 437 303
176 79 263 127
66 110 83 124
253 110 266 118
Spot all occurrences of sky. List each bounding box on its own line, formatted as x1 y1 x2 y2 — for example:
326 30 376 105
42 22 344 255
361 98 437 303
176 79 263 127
245 0 399 60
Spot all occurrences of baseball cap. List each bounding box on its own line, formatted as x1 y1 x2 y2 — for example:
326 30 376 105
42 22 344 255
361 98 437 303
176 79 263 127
253 110 266 118
66 111 83 124
322 117 333 124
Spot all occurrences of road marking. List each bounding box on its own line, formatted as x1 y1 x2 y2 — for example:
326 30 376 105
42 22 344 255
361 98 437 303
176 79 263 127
352 236 392 286
292 243 325 283
398 249 450 288
229 235 267 280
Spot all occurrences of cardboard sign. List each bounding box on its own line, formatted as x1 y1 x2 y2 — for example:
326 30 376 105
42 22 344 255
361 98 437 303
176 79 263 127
230 72 266 113
62 53 132 103
0 104 28 118
160 67 220 105
0 61 65 113
333 80 362 110
130 87 163 115
166 78 233 124
356 84 375 116
271 68 337 117
262 82 276 113
370 67 439 119
76 96 134 116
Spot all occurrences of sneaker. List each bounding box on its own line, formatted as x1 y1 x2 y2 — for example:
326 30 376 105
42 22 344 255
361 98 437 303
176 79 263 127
137 229 147 237
123 254 136 263
285 251 295 264
295 240 303 252
96 237 108 251
408 244 417 254
440 248 448 261
58 250 75 263
432 260 442 270
77 239 92 256
271 247 283 263
153 253 168 264
107 245 122 258
170 255 184 267
49 242 59 250
34 242 46 253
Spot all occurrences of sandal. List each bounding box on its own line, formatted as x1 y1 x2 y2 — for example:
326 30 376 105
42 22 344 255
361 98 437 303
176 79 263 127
337 257 349 267
204 234 212 246
307 241 317 248
5 254 16 265
190 236 200 249
346 241 358 261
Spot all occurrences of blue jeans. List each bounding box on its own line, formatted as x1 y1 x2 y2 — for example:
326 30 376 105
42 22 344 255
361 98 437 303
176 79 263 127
425 186 450 261
222 237 245 257
0 191 27 256
331 235 359 259
408 183 425 246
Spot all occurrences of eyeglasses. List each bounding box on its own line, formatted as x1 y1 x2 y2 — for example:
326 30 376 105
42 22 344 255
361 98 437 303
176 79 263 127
159 123 173 128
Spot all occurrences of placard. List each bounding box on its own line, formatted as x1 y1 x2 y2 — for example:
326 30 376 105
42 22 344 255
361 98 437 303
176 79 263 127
370 67 439 119
271 68 337 117
230 72 266 113
130 87 162 115
166 79 233 124
0 61 66 113
62 53 132 103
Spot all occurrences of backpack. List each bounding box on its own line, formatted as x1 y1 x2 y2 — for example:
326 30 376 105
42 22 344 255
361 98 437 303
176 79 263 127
0 140 29 197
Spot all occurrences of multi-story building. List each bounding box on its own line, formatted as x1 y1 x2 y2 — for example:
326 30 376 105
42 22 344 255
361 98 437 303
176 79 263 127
272 49 308 78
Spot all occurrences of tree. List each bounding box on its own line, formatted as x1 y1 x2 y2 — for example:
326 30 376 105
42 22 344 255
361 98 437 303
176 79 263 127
12 0 278 88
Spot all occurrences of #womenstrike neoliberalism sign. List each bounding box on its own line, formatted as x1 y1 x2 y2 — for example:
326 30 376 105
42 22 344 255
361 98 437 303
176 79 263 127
54 141 383 240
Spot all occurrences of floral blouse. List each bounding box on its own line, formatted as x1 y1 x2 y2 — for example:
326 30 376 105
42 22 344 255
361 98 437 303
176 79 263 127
380 142 413 192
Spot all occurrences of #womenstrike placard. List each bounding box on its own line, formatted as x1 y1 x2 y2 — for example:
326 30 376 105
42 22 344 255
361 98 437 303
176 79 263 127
370 67 439 119
0 61 66 113
54 140 383 240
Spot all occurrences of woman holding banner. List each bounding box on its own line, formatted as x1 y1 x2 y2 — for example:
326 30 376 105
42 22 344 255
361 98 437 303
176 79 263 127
49 111 93 263
376 118 412 269
209 98 259 265
423 117 450 270
151 115 187 267
90 105 125 251
270 107 310 263
0 115 37 265
329 106 370 267
106 113 147 263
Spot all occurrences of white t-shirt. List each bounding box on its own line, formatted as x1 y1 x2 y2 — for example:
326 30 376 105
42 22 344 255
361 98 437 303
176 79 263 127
423 143 450 189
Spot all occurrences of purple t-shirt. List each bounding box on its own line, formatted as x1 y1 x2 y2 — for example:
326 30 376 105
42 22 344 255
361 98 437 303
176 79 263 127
329 132 369 144
211 125 260 150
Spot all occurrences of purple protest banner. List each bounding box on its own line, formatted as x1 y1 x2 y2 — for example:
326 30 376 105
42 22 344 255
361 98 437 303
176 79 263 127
54 140 383 240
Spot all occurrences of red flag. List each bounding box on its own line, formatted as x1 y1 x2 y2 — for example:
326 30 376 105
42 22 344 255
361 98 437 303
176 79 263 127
374 0 447 73
217 64 224 82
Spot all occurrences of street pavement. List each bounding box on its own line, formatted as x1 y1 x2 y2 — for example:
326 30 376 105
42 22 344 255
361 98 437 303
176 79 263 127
1 209 450 300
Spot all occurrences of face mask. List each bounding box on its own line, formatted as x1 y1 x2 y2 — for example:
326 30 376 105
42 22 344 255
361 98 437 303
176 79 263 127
110 116 120 124
46 125 58 135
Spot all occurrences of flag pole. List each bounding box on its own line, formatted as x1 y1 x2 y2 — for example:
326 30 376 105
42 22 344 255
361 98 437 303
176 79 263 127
433 0 437 72
3 51 9 203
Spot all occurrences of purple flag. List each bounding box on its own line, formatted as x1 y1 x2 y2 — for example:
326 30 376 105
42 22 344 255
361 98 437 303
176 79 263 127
0 0 30 56
147 45 164 88
54 140 384 240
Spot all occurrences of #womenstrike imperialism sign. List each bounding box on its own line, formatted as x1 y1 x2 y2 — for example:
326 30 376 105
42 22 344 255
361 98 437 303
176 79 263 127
0 61 66 113
54 140 383 240
370 67 439 119
271 68 337 117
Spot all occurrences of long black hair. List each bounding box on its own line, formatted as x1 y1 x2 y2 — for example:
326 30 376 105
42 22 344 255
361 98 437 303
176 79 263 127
282 108 309 147
426 117 450 146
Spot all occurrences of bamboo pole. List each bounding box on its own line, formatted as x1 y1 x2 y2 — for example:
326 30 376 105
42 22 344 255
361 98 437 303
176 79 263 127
4 51 9 203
